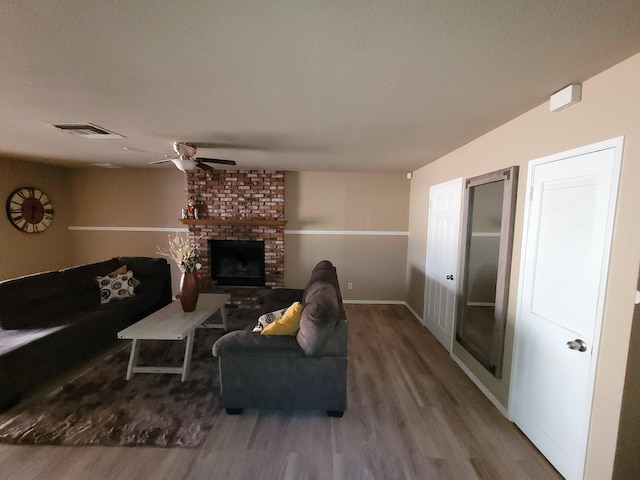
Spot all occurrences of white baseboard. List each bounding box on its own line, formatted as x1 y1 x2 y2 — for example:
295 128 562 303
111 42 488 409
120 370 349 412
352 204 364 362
343 300 423 324
450 351 509 418
403 302 423 323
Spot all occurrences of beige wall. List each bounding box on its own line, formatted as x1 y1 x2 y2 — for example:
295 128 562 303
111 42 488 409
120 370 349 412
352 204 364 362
69 169 411 300
0 158 74 280
67 168 187 294
285 172 410 300
614 271 640 479
407 52 640 479
3 164 410 300
69 168 187 227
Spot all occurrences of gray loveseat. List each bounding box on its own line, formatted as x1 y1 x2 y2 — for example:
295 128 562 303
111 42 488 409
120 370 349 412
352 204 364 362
212 260 348 417
0 257 172 411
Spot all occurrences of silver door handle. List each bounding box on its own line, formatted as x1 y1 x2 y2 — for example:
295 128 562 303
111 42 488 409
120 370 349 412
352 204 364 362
567 339 588 352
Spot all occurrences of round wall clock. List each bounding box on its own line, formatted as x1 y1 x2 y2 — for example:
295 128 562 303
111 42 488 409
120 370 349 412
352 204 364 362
5 186 54 233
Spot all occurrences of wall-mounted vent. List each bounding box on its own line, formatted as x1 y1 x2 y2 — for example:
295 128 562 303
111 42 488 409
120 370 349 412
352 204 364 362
53 123 124 139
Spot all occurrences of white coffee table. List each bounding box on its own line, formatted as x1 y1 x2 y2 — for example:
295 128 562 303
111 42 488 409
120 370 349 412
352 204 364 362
117 293 231 381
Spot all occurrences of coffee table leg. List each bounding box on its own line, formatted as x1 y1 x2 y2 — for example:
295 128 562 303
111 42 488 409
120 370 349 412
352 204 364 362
181 331 196 382
126 339 140 380
220 304 228 331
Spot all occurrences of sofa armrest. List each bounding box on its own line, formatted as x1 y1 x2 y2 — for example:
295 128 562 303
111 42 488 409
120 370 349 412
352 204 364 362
212 330 303 357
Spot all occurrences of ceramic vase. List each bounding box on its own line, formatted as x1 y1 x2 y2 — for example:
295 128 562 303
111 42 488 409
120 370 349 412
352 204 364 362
179 272 199 312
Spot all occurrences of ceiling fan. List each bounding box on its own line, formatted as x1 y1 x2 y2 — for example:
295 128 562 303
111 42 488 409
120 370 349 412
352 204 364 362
148 142 237 172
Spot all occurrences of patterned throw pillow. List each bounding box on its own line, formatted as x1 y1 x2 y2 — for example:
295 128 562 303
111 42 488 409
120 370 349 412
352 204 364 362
252 306 289 333
96 271 136 304
109 265 141 287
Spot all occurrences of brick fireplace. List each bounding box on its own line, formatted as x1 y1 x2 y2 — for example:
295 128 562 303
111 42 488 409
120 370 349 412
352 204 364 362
183 170 285 293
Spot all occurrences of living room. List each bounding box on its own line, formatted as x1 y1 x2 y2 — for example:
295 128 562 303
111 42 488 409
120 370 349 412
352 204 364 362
1 2 640 479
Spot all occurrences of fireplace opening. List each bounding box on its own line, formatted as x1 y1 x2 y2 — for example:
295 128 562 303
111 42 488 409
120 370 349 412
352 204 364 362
210 239 265 287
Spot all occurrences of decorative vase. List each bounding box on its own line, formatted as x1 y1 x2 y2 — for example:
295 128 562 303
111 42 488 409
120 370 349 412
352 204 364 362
179 272 199 312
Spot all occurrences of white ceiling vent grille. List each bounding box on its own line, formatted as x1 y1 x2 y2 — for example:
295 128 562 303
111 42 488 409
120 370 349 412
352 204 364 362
53 123 124 139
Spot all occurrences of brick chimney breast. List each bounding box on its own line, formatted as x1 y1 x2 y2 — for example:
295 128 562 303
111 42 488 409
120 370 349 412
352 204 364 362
185 170 285 291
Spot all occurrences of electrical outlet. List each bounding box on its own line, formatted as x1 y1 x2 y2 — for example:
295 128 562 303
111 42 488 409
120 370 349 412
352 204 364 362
347 282 353 290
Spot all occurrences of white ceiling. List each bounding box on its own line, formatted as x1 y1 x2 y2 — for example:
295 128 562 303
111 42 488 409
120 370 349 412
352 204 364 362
1 1 640 173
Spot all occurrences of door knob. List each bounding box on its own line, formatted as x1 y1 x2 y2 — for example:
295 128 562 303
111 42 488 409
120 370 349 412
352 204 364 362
567 339 588 352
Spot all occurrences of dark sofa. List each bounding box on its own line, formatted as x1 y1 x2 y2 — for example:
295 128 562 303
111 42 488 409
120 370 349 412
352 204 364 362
212 260 348 416
0 257 172 411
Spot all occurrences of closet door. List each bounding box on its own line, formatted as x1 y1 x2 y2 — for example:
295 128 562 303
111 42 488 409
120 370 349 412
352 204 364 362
423 178 463 351
511 137 623 480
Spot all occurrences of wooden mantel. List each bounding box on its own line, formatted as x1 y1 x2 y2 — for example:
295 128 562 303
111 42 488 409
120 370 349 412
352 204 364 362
179 218 287 227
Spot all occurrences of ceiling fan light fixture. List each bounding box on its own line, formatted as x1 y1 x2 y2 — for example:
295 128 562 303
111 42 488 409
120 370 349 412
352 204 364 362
171 157 197 172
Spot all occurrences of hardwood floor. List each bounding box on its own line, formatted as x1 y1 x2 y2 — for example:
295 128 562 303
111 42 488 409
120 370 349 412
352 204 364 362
0 304 561 480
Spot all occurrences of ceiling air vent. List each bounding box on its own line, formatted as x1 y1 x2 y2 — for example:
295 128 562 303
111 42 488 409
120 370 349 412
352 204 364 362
53 123 124 139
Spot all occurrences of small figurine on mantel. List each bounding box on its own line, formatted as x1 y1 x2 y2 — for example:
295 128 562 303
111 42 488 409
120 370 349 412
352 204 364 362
185 198 199 219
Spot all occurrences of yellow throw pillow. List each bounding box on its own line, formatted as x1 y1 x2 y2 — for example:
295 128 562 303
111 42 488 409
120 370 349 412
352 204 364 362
261 302 303 336
252 306 288 333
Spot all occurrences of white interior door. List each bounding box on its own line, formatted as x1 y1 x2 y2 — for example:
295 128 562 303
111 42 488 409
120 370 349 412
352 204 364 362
510 137 623 480
424 178 463 351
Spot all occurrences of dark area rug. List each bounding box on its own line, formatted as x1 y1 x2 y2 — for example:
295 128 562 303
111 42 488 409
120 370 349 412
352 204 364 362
0 307 255 448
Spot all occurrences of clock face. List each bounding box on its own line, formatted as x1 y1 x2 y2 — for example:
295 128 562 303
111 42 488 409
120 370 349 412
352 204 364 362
5 187 54 233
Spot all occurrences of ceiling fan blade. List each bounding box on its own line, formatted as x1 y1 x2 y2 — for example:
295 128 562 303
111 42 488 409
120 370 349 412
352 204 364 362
196 162 215 171
148 159 172 165
124 147 168 156
186 142 256 150
196 157 237 166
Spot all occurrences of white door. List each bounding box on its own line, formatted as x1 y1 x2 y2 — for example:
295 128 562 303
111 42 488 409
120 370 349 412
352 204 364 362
510 137 623 480
424 178 463 351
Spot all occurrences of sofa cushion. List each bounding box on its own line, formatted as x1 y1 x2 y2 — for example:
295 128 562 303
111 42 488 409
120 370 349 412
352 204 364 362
62 259 122 310
117 257 168 297
262 302 303 336
0 271 76 330
109 265 141 287
0 323 67 357
296 281 339 356
213 330 304 357
302 261 337 303
93 293 157 321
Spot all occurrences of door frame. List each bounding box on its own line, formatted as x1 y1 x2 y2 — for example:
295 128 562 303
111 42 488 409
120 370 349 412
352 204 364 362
509 136 624 478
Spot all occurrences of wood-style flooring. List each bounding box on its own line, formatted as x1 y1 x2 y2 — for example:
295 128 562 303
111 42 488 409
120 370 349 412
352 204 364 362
0 304 561 480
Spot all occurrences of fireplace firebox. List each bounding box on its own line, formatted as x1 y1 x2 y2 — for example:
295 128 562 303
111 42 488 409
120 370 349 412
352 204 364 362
209 239 266 287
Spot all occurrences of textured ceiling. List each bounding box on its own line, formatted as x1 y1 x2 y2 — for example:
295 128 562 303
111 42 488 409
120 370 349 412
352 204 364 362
1 0 640 172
